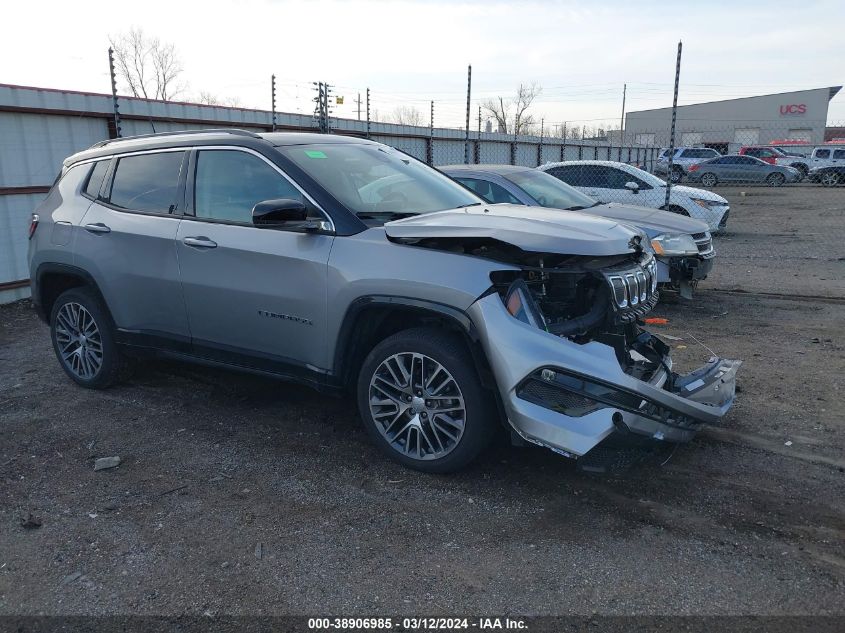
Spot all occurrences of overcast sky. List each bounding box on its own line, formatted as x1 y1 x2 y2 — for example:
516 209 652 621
3 0 843 128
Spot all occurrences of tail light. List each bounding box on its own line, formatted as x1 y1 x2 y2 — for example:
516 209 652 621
28 213 39 239
688 164 700 172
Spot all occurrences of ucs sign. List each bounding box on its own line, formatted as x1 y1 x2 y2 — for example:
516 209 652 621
780 104 807 116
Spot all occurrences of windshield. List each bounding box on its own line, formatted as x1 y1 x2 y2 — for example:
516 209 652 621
279 143 480 219
504 170 598 210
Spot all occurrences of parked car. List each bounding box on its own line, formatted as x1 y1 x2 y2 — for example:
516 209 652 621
807 165 845 187
808 146 845 171
441 164 715 299
28 130 740 473
538 160 731 232
655 147 721 183
686 155 801 186
738 146 811 178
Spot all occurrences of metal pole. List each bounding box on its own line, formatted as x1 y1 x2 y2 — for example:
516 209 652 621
620 83 626 146
357 92 361 120
664 42 682 209
366 88 371 139
107 47 121 138
538 118 544 166
428 100 434 166
271 74 277 132
464 64 472 164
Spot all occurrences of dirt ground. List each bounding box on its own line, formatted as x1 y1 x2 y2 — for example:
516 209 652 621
1 186 843 617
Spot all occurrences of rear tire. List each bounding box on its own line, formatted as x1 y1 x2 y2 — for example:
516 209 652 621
356 327 496 473
700 172 718 187
791 163 808 180
766 172 786 187
670 167 684 183
49 287 127 389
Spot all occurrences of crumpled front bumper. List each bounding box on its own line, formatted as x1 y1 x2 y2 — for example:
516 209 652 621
467 293 741 458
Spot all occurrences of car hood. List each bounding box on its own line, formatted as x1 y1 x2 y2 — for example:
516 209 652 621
584 203 709 237
671 184 728 204
384 204 644 256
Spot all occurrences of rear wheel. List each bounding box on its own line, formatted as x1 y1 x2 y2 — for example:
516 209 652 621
700 172 718 188
50 287 127 389
670 167 684 183
820 171 841 187
356 328 496 473
766 172 786 187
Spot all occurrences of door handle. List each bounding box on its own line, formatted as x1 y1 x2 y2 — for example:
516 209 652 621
84 222 111 234
183 236 218 249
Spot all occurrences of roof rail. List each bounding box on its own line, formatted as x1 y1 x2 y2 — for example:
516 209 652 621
89 128 263 149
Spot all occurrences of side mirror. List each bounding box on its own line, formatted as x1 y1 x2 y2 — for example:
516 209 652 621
624 181 640 193
252 198 308 227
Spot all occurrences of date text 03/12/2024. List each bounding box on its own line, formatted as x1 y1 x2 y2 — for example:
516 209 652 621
307 617 528 630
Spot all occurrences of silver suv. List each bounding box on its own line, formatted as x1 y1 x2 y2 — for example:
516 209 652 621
28 130 740 472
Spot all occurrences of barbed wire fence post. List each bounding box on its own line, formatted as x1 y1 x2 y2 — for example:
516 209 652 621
271 74 277 132
427 100 434 165
366 87 371 139
464 64 472 164
107 47 121 138
664 41 683 209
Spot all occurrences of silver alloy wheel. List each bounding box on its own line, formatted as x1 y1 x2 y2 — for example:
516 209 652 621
701 173 717 187
767 172 785 186
55 302 104 380
368 352 466 460
820 172 840 187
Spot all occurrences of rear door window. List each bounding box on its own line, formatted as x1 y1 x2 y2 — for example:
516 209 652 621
547 165 584 186
833 149 845 159
107 151 185 213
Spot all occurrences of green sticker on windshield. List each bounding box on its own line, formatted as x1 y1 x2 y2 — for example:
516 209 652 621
305 150 327 159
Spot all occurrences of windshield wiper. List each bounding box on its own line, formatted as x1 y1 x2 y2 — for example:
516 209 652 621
567 202 602 211
455 202 482 208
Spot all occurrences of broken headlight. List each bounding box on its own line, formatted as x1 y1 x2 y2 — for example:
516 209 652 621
650 233 699 257
504 279 546 330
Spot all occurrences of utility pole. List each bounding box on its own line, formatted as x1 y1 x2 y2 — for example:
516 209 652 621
620 83 626 146
664 42 683 209
271 74 277 132
464 64 472 164
312 81 334 133
366 88 371 139
107 47 121 138
355 92 361 120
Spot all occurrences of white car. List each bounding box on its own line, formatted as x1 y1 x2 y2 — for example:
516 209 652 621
538 160 730 232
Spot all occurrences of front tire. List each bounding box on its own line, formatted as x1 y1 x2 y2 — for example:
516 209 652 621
820 172 841 187
356 328 496 473
50 287 126 389
766 172 786 187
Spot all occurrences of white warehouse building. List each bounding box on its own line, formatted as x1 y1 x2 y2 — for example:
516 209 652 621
623 86 841 153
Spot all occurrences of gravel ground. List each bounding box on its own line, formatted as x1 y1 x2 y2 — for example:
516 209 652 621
1 186 843 616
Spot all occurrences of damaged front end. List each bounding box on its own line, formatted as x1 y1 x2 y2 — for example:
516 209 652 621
466 247 741 462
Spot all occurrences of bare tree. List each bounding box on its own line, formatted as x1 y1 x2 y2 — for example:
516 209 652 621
390 105 425 126
109 28 184 100
195 91 242 107
481 83 542 136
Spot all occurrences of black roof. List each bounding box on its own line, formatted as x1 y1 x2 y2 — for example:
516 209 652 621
65 129 375 166
440 164 534 174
